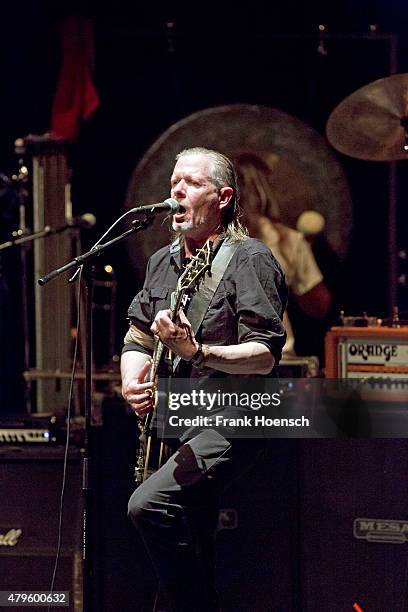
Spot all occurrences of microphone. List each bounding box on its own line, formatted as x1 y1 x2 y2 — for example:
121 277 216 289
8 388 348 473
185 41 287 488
129 198 180 214
0 213 97 252
43 213 97 235
67 213 97 229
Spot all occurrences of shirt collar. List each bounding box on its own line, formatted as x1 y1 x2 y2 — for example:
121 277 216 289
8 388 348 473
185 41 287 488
169 233 226 270
169 237 182 273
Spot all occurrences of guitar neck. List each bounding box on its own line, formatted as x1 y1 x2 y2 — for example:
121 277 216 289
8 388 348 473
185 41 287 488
148 338 165 382
147 241 212 382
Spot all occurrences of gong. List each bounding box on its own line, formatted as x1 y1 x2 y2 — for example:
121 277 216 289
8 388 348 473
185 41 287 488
124 104 352 275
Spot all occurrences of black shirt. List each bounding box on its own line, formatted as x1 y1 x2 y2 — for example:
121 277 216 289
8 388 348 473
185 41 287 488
123 236 287 378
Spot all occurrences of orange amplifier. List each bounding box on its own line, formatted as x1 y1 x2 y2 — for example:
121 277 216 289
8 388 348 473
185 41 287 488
325 325 408 380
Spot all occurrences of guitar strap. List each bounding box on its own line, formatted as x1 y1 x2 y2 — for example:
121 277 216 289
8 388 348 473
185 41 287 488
172 238 240 373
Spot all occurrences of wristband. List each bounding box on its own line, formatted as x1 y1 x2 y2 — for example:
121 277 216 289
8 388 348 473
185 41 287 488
190 343 210 368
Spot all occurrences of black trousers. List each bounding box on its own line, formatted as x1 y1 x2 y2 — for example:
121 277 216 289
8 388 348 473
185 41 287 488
128 430 266 612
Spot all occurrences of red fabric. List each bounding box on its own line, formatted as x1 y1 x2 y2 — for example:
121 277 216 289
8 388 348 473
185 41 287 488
51 16 100 141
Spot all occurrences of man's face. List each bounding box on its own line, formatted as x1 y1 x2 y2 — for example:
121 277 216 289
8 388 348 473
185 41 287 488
170 154 222 239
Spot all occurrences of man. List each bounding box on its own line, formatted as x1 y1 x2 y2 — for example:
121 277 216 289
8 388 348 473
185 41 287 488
234 151 331 356
121 147 287 611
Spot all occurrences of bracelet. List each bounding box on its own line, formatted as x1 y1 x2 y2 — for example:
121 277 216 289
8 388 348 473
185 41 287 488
190 343 210 368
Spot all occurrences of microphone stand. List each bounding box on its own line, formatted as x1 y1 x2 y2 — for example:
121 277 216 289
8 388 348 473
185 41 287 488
0 223 80 251
38 214 155 612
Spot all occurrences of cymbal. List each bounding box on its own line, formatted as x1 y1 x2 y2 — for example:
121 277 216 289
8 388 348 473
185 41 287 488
326 73 408 161
124 104 352 278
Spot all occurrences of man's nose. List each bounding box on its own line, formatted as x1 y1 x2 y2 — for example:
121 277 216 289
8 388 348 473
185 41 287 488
172 180 186 196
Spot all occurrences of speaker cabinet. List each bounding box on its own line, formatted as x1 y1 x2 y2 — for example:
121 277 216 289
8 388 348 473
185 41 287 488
0 446 83 611
216 440 299 611
298 440 408 611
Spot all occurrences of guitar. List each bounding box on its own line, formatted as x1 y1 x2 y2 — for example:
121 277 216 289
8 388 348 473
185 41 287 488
134 240 213 485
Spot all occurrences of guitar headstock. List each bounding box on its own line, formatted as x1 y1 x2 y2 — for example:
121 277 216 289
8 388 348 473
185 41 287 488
177 241 213 294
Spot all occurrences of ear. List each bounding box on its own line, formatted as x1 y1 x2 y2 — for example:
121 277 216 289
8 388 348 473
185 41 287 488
218 186 233 210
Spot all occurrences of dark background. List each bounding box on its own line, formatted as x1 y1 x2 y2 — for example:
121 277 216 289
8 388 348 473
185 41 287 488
1 1 408 410
1 5 408 611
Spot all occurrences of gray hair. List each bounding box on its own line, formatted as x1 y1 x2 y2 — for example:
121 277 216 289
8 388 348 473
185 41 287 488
175 147 248 241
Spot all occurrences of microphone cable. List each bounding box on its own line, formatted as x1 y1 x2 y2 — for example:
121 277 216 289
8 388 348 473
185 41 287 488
47 267 83 611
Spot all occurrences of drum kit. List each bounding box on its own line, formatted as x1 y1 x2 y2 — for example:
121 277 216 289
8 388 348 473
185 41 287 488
2 73 407 269
124 73 408 279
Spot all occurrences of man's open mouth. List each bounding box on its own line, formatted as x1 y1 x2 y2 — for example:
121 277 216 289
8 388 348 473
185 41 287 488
174 204 187 219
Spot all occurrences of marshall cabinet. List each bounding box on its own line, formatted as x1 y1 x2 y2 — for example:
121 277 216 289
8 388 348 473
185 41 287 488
0 446 83 611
